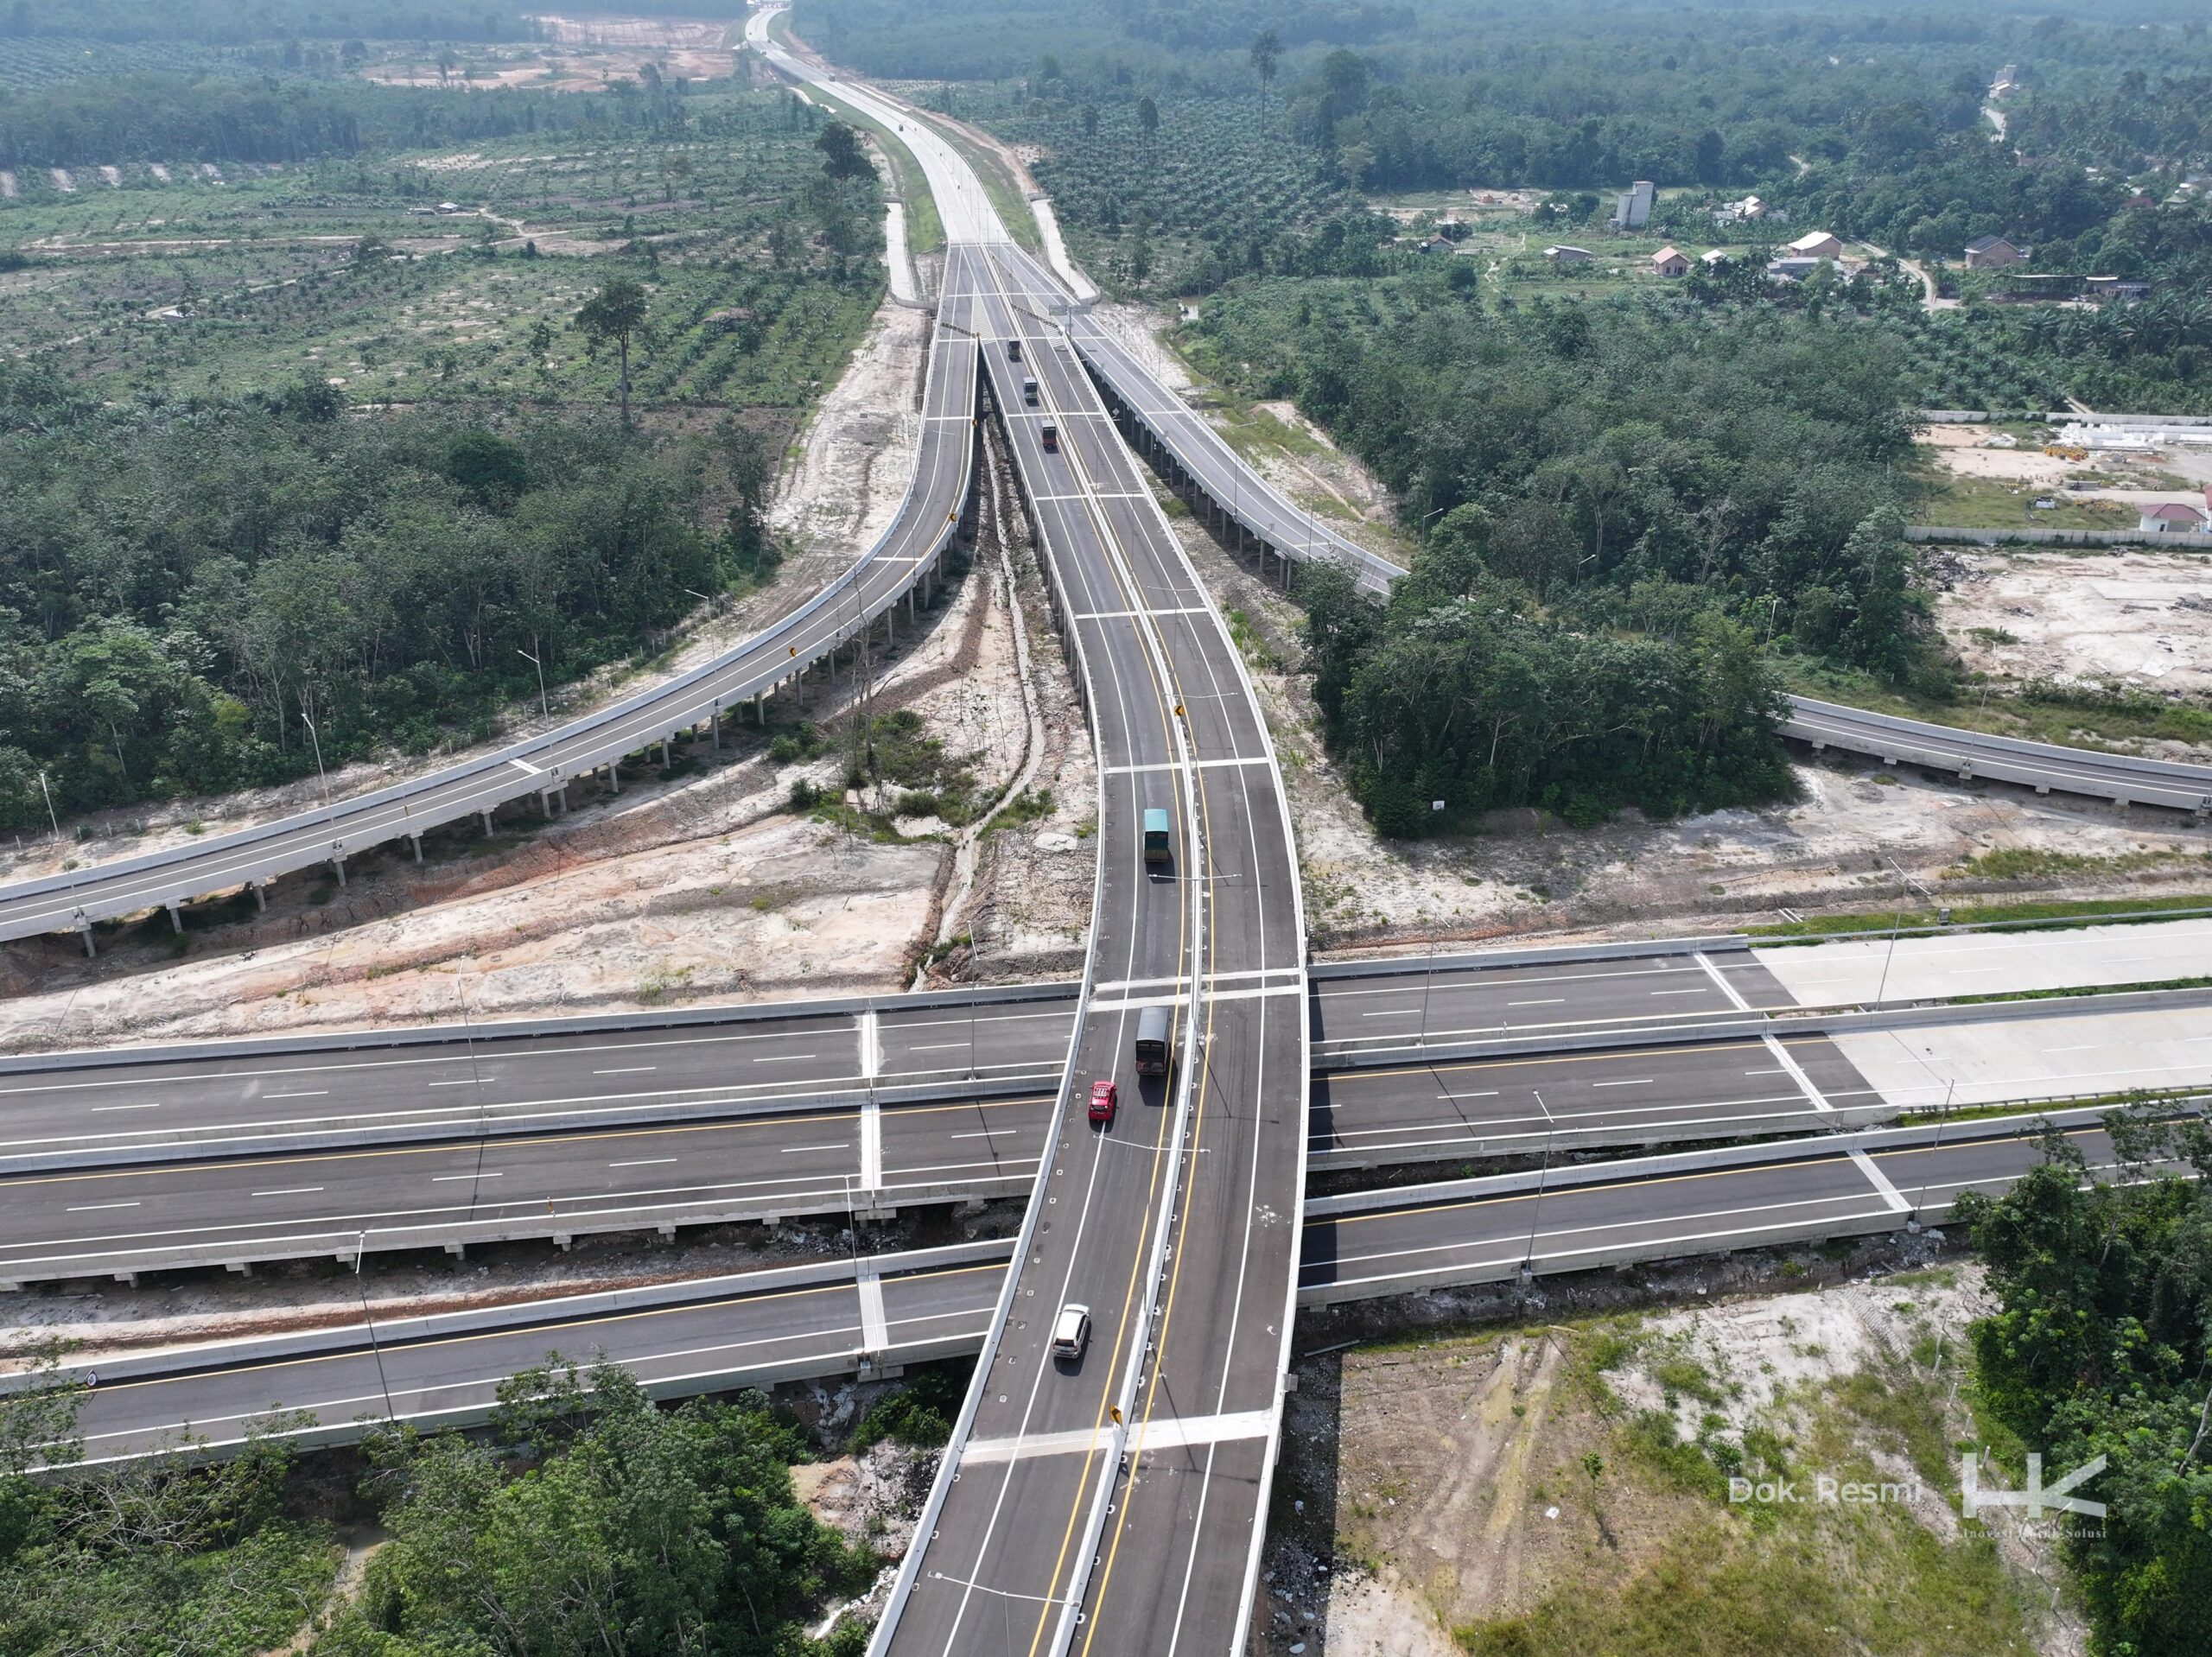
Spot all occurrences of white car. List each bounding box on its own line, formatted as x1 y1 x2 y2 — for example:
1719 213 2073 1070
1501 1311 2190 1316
1051 1302 1091 1362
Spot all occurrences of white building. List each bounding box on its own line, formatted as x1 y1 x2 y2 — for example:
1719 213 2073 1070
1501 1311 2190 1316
1613 181 1655 230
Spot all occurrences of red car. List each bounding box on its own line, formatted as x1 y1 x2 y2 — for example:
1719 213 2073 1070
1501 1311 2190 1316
1088 1078 1118 1126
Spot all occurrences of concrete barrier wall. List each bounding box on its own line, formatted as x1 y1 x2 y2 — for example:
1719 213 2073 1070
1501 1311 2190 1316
1909 525 2212 549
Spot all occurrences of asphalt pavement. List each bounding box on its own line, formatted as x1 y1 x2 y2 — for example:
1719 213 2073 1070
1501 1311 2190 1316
59 1113 2113 1466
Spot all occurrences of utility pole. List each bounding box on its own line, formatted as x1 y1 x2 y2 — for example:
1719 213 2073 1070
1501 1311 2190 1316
37 771 60 843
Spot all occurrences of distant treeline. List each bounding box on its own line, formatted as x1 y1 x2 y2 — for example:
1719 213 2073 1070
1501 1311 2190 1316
0 2 543 44
3 3 750 46
0 73 721 168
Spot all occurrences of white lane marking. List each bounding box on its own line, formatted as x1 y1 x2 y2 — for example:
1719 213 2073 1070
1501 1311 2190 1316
252 1186 325 1197
67 1202 141 1212
780 1142 851 1155
1101 757 1273 775
1745 1068 1785 1076
855 1271 890 1355
1362 1009 1418 1019
1509 999 1565 1007
593 1066 657 1076
860 1100 884 1192
91 1102 162 1112
430 1172 500 1182
753 1054 819 1063
1852 1149 1913 1213
264 1090 328 1099
609 1158 679 1168
960 1408 1277 1464
507 757 543 776
950 1129 1020 1140
1591 1078 1653 1089
859 1010 881 1080
1694 951 1754 1012
1093 968 1294 993
1649 988 1708 996
1074 605 1216 618
1437 1090 1499 1101
427 1079 482 1088
1763 1034 1834 1112
1086 985 1300 1013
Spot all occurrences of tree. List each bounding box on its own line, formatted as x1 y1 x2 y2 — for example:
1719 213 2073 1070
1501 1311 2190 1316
817 120 871 181
574 276 649 426
1250 29 1281 135
1136 94 1159 151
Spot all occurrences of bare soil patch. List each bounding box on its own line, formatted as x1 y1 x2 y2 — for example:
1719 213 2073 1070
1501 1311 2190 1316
1262 1241 2080 1655
1936 546 2212 695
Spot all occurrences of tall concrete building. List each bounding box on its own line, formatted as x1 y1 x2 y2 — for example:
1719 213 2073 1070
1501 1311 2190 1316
1614 180 1655 229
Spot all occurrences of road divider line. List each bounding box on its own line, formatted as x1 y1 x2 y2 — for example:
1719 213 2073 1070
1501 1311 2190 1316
1851 1149 1912 1213
1762 1034 1834 1112
1694 951 1754 1012
861 1101 884 1192
958 1407 1275 1464
856 1271 890 1356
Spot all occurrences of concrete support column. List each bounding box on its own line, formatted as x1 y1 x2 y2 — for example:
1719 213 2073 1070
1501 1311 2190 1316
540 790 553 818
753 691 764 723
711 709 721 750
167 901 182 934
608 762 621 793
81 921 97 959
410 835 423 863
658 738 671 767
480 808 495 835
332 856 346 888
253 880 267 912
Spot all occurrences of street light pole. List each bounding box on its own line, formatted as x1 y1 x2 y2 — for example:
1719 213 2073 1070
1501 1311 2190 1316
1522 1087 1556 1282
301 709 330 806
517 636 550 721
37 770 60 843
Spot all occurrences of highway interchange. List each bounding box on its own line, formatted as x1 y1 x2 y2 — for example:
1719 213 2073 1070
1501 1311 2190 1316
5 10 2212 1655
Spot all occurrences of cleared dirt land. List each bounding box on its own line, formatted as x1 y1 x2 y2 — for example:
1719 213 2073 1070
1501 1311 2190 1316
1265 1247 2080 1656
1936 544 2212 696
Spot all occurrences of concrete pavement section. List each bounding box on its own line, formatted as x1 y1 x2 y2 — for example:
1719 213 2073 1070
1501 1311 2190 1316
1757 917 2212 1006
1833 999 2212 1110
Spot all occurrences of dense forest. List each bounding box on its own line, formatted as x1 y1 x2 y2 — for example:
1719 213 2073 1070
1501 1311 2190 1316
0 362 784 830
1959 1115 2212 1657
1194 274 1923 825
0 1358 880 1655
